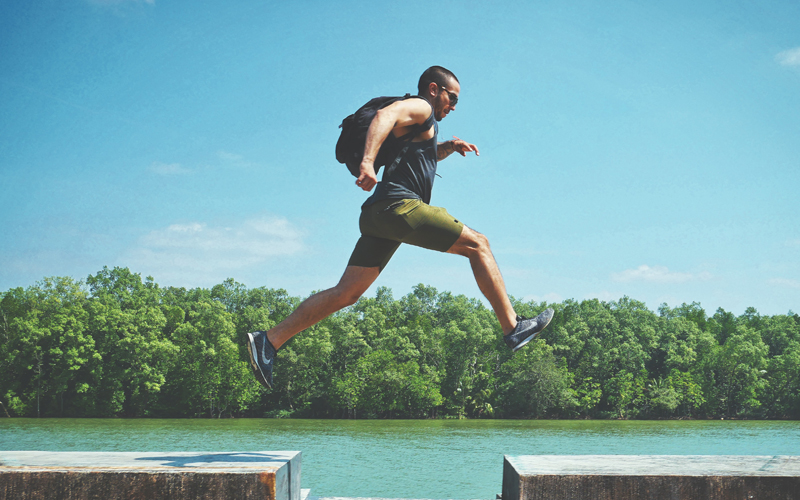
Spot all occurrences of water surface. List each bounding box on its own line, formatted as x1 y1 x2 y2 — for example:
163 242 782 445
2 419 798 499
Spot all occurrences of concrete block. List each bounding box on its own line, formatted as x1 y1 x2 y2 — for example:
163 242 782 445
0 450 301 500
502 455 800 500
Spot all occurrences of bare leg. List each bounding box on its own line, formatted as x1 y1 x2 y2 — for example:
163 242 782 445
447 226 517 334
266 265 380 349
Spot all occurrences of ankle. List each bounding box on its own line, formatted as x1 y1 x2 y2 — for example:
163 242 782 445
266 331 281 351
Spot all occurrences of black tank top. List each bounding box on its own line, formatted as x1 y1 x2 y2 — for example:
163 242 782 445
363 105 438 206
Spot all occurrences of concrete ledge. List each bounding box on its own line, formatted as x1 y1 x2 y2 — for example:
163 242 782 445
502 455 800 500
0 451 301 500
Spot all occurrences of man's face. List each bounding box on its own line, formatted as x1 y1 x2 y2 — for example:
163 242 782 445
433 79 460 122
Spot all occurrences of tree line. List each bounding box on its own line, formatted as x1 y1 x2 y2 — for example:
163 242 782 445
1 267 798 419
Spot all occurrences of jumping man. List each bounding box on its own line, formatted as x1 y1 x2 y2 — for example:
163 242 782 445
247 66 554 388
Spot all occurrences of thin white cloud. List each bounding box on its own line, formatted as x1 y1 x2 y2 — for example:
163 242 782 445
611 265 711 284
147 152 256 177
769 278 800 289
217 151 244 162
122 216 305 285
148 162 192 176
216 150 258 169
776 47 800 67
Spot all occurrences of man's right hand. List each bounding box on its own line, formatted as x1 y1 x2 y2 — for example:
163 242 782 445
356 162 377 191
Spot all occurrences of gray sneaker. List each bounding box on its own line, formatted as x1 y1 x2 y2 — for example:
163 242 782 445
504 308 554 352
246 331 276 389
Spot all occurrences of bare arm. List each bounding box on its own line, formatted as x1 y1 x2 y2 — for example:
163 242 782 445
355 98 434 191
437 135 480 161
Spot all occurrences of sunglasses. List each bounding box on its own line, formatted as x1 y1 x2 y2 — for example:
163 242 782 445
439 85 458 106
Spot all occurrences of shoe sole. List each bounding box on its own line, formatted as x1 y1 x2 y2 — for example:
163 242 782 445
512 332 538 352
512 309 554 352
246 332 272 389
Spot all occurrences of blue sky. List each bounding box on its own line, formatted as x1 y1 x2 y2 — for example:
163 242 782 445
2 0 798 316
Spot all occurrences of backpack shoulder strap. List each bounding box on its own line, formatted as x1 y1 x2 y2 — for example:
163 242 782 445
383 97 436 179
395 95 434 141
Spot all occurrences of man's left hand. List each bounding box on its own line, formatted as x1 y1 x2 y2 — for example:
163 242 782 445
452 136 480 156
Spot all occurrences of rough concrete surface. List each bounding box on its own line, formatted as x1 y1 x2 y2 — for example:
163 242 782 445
503 455 800 500
0 450 301 500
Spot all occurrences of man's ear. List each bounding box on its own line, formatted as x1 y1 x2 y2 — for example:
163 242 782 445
428 81 439 98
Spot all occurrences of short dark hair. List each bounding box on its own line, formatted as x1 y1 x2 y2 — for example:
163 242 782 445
417 66 459 95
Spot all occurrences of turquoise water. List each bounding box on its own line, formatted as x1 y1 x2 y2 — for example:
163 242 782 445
2 419 799 499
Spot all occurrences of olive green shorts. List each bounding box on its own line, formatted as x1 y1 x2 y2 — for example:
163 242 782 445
348 198 465 271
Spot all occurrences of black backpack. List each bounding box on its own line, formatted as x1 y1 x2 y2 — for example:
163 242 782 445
336 94 428 177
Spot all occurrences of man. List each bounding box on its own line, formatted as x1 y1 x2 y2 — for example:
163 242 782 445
247 66 553 389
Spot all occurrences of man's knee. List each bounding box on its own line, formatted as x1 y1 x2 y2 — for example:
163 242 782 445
332 266 379 308
473 230 490 249
450 226 491 257
337 288 363 308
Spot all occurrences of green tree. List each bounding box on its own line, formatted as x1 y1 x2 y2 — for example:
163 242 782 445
571 376 602 417
4 268 799 420
712 325 769 417
0 277 93 417
161 298 257 417
331 349 442 418
495 341 573 418
605 369 647 419
85 267 178 416
270 319 334 417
